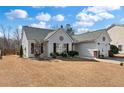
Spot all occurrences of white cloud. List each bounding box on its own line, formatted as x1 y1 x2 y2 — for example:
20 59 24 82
30 21 51 28
74 6 120 28
97 12 114 19
54 6 67 8
75 28 89 34
36 12 51 21
86 6 120 13
18 25 22 30
53 14 64 21
5 9 28 19
74 21 94 27
76 13 101 22
32 6 45 8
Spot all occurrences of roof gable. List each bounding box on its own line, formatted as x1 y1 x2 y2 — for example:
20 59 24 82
95 30 112 42
22 26 54 41
72 29 106 43
44 28 74 42
44 31 57 40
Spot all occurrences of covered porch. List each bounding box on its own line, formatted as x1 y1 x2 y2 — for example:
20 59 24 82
29 40 48 58
47 42 74 57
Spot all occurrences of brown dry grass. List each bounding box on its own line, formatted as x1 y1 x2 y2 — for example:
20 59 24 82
0 55 124 87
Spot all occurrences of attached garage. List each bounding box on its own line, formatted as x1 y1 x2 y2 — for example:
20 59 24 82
72 29 111 59
76 42 97 58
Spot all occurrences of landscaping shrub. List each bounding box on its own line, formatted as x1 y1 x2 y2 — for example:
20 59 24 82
20 45 23 58
109 50 114 57
99 55 104 58
50 51 79 58
35 53 40 58
61 52 68 58
68 51 79 57
50 53 57 58
110 45 119 54
55 52 60 56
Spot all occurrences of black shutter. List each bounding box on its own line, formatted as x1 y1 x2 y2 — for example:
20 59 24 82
31 43 34 54
53 43 56 53
41 43 43 53
67 43 69 52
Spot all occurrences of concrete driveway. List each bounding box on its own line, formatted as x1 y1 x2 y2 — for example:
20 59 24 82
95 57 124 64
108 57 124 62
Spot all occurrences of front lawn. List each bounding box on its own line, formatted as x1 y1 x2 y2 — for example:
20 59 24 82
0 55 124 87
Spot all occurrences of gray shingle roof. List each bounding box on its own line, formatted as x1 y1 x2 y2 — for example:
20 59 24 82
44 31 57 40
22 26 54 41
72 29 106 43
22 26 107 43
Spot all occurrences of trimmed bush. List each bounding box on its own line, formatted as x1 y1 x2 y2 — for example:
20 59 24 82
68 51 79 57
35 53 40 58
109 50 114 57
61 52 68 58
110 45 119 54
50 51 79 58
55 52 60 56
50 53 56 58
20 45 23 58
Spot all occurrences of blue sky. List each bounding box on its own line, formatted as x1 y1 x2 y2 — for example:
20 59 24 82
0 6 124 35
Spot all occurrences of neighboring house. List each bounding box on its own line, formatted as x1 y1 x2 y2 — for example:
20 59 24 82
21 26 111 59
107 24 124 53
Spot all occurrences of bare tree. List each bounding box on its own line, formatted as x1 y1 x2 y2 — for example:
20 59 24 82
0 24 12 55
6 26 12 49
13 28 21 53
0 24 6 52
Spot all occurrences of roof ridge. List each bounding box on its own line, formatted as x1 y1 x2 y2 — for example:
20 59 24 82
74 29 105 36
106 24 124 30
23 26 54 31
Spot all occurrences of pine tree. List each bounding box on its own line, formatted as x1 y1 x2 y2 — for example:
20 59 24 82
20 45 23 57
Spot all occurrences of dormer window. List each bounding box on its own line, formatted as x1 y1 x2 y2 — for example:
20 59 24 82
103 37 105 41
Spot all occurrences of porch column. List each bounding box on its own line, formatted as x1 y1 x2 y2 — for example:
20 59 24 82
69 43 72 51
48 42 53 57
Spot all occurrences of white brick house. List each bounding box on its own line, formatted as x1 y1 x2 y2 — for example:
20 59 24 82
21 26 111 59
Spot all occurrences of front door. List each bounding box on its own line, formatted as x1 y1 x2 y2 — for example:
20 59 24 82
93 51 100 58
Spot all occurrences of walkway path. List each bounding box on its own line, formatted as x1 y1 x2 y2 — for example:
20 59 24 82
95 57 124 64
